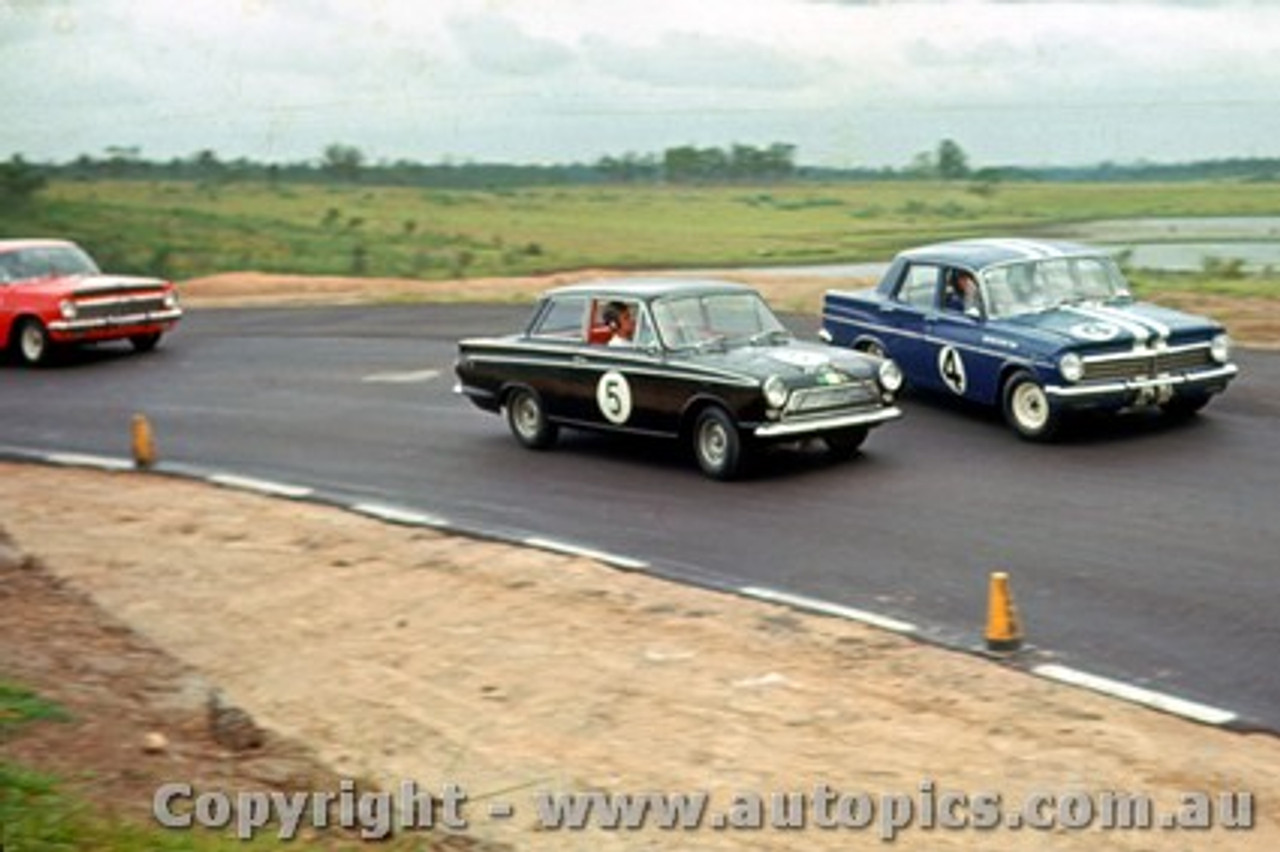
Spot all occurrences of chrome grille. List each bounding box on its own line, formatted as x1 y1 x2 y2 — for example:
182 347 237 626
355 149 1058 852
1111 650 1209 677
786 381 878 414
74 295 168 320
1082 346 1216 381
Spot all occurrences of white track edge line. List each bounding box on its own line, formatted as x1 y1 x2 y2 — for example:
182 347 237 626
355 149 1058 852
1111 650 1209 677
206 473 314 499
350 502 449 528
44 452 134 471
1033 663 1237 726
522 536 649 570
740 585 918 634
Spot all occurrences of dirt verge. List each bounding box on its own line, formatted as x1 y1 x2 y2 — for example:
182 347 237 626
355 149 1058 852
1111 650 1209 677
2 464 1277 850
177 270 1280 347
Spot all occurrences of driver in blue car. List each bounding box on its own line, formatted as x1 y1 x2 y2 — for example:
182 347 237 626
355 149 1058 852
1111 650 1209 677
945 269 979 314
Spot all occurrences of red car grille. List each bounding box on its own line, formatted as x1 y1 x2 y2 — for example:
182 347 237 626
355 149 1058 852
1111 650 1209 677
74 295 168 320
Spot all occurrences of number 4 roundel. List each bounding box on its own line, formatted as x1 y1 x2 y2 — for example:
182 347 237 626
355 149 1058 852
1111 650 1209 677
937 345 967 395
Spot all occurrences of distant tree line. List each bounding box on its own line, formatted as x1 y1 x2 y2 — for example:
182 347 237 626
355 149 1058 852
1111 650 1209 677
5 138 1278 197
0 155 48 204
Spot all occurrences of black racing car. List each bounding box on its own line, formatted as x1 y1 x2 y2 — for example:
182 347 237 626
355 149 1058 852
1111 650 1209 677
455 278 903 479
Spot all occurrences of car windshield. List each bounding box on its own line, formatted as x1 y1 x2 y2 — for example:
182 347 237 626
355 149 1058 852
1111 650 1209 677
651 291 789 350
980 255 1131 319
0 244 100 282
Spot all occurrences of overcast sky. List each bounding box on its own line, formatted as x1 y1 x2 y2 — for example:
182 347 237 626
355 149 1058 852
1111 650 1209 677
3 0 1279 169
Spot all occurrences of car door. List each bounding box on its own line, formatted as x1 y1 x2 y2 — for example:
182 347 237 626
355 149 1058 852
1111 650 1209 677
521 294 596 421
875 262 941 386
926 268 1000 402
571 299 672 434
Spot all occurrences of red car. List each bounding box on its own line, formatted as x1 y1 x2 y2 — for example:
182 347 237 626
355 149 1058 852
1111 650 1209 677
0 238 182 366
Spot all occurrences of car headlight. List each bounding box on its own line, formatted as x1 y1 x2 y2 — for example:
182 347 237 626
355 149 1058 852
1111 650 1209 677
1059 352 1084 383
877 359 904 394
163 290 180 310
763 375 789 409
59 299 78 320
1210 333 1231 365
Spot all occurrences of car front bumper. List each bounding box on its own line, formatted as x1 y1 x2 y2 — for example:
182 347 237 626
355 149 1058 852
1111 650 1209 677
48 309 183 341
753 405 903 439
1045 364 1238 407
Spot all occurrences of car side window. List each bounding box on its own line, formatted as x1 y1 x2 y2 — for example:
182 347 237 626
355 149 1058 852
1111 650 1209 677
894 264 940 310
0 253 22 283
529 296 588 340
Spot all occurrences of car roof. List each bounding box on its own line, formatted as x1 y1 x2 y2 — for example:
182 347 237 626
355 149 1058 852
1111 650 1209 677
898 238 1104 271
0 238 78 254
544 277 757 301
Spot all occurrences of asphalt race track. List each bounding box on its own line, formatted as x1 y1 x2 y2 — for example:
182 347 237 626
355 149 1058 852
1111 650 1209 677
3 304 1278 731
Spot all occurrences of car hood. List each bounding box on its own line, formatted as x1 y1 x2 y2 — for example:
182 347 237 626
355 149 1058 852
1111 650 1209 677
16 274 170 298
997 300 1221 350
681 339 878 384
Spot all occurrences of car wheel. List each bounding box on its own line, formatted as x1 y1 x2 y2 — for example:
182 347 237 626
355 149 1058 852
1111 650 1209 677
130 332 162 353
692 406 743 480
504 387 558 450
1002 371 1060 441
15 318 53 366
859 340 887 359
823 427 868 460
1161 392 1211 420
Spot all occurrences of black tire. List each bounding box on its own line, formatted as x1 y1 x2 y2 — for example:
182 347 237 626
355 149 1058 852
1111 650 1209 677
692 406 743 480
14 318 53 366
1161 392 1211 420
504 387 558 450
1002 371 1061 441
130 332 162 353
858 340 887 359
823 426 868 460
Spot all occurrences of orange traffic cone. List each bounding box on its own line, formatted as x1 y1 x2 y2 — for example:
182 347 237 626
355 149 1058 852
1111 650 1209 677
132 413 156 469
985 571 1023 652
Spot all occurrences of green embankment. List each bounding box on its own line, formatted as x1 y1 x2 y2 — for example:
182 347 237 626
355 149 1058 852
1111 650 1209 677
1 179 1277 298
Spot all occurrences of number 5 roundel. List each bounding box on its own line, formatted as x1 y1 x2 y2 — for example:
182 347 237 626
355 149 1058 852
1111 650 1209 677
596 370 633 424
937 345 967 395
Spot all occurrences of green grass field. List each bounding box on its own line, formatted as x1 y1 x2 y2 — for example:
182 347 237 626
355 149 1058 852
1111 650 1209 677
2 178 1278 298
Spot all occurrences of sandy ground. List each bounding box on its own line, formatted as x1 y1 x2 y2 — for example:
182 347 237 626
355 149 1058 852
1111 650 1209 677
2 463 1277 850
178 269 1280 347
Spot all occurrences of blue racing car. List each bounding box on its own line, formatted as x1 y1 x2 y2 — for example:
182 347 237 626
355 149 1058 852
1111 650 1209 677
820 238 1238 440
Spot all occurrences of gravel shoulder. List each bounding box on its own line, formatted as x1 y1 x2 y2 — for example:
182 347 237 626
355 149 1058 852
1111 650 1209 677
177 270 1280 347
2 463 1278 850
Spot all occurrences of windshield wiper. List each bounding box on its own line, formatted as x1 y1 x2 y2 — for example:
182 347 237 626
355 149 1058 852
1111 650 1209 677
747 329 792 346
691 334 729 353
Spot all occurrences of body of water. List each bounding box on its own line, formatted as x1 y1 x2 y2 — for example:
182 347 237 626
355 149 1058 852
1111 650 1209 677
737 217 1280 278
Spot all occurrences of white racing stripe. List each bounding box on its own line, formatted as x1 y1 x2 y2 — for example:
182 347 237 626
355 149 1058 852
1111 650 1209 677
1033 664 1237 726
1092 303 1171 340
740 586 917 634
1065 305 1155 346
978 238 1061 260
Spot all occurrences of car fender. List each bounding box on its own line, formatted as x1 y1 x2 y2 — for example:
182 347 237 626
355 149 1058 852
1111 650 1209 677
2 312 44 351
679 392 739 439
996 357 1056 405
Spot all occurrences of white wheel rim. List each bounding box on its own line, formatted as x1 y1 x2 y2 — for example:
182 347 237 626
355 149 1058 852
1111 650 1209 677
513 395 540 438
20 325 44 362
1012 383 1049 432
699 420 728 467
